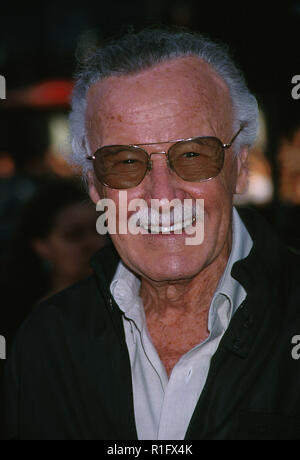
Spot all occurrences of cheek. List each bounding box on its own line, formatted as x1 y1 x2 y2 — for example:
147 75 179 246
50 237 81 263
187 179 234 250
203 180 234 224
98 188 143 257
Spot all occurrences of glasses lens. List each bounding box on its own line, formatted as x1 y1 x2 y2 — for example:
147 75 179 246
93 146 148 189
169 137 224 182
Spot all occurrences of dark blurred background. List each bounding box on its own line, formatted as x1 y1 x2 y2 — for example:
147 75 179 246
0 0 299 359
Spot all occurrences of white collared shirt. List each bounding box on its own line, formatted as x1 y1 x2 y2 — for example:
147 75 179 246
110 207 253 440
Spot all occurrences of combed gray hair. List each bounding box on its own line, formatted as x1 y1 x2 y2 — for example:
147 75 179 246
69 28 258 175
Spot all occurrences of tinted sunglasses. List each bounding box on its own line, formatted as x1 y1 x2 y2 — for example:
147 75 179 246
87 124 245 189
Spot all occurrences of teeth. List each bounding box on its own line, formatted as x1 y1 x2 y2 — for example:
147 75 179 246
140 217 196 233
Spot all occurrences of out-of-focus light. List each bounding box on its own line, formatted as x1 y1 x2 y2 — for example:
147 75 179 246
5 80 73 107
278 128 300 204
255 110 267 152
47 113 78 177
48 113 71 156
234 108 273 206
0 152 15 178
246 174 274 204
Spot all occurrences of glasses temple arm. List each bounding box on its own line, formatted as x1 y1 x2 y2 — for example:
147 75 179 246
223 122 247 149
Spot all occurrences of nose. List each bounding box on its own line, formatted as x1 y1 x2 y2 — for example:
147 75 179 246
144 151 185 202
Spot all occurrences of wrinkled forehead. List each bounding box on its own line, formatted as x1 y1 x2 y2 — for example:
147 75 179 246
86 56 233 143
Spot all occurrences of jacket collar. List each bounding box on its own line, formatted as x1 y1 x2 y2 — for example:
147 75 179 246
221 207 285 358
90 243 120 290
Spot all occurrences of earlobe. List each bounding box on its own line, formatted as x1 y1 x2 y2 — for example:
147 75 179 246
235 147 249 194
88 170 102 204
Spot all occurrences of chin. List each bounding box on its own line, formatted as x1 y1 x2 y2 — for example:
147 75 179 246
112 234 211 281
135 252 207 283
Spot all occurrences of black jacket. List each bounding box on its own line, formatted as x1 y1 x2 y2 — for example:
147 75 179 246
1 208 300 440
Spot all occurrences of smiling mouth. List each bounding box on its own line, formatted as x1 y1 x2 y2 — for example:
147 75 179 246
139 216 197 234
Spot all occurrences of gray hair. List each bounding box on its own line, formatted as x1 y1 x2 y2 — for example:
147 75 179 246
69 28 258 175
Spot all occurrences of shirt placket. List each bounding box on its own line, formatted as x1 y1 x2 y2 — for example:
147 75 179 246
124 300 168 439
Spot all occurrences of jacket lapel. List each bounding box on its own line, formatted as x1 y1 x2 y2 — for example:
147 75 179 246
89 244 138 439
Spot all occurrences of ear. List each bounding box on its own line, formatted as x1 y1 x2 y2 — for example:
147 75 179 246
235 146 249 194
87 170 102 204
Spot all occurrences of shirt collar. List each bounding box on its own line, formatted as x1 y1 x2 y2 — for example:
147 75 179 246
209 207 253 325
110 262 141 315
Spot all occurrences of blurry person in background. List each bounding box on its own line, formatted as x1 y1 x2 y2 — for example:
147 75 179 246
277 123 300 253
0 108 54 261
0 178 109 357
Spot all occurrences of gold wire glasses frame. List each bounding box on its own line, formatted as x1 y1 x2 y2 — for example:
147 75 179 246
86 123 246 188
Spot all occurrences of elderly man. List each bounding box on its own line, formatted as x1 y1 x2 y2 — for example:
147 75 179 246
1 28 300 441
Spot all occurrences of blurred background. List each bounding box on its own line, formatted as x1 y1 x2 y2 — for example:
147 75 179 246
0 1 299 353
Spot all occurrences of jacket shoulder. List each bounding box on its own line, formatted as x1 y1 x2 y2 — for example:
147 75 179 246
9 275 109 356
